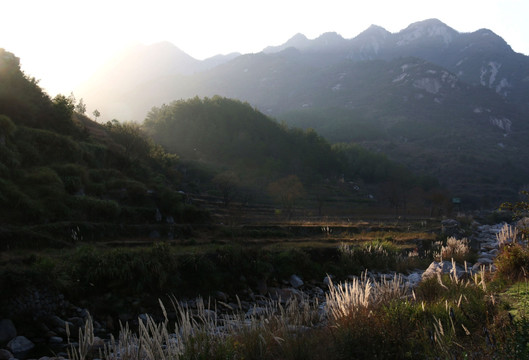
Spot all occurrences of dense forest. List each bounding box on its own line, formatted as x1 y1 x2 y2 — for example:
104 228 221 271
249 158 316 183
0 49 206 245
144 96 441 212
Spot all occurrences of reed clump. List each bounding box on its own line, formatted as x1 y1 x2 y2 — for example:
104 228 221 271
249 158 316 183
67 263 511 360
439 236 470 263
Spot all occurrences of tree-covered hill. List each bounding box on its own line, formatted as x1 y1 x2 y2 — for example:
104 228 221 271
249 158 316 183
0 49 206 246
143 96 440 214
143 96 341 184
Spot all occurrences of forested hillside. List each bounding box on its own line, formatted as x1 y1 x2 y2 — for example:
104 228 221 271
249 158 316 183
144 96 440 214
0 49 205 245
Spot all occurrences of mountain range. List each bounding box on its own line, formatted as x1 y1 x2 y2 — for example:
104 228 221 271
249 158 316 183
77 19 529 206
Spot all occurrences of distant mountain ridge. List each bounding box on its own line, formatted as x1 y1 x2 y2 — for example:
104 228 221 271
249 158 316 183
79 18 529 122
262 19 529 105
76 19 529 205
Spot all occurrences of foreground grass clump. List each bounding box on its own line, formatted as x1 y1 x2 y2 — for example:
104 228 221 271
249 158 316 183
67 266 522 360
494 224 529 283
439 236 471 263
338 240 430 274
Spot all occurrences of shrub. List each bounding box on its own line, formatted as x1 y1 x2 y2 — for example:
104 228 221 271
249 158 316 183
338 240 402 274
495 243 529 282
0 114 16 137
22 166 64 189
440 236 470 263
67 243 181 297
15 127 83 165
52 163 88 194
73 196 121 221
88 168 124 183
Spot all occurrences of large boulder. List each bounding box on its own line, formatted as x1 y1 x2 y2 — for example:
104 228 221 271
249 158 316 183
7 335 34 353
441 219 461 237
422 261 467 280
0 349 14 360
0 319 16 343
289 274 304 289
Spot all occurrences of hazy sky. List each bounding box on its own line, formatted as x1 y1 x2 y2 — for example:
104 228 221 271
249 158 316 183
2 0 528 96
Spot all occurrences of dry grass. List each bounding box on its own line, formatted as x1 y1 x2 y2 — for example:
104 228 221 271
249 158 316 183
497 223 520 247
325 272 410 321
65 257 502 360
439 236 470 262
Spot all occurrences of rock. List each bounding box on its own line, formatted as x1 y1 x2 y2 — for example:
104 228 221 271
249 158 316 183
76 307 90 319
488 249 499 256
49 315 67 329
422 261 466 280
289 274 304 289
257 279 268 296
476 257 494 266
119 313 134 322
0 319 16 343
88 336 105 352
516 217 529 229
472 262 496 272
246 306 267 317
406 272 423 287
201 309 217 322
323 275 334 288
478 252 496 260
441 219 461 236
268 287 303 302
0 349 14 360
313 286 324 295
49 336 63 344
7 336 35 353
214 291 228 302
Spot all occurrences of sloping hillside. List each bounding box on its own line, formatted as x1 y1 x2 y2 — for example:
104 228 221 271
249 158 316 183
0 49 206 246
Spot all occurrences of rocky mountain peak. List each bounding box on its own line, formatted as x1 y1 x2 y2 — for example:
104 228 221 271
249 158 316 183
263 33 310 53
397 18 458 46
361 24 391 38
348 24 391 58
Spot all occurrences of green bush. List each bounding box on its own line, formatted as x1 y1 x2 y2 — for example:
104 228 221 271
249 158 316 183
180 204 210 223
88 168 124 183
22 166 64 189
0 143 21 168
15 127 83 165
52 163 88 194
73 196 121 221
67 243 181 297
158 188 184 214
0 178 43 222
0 114 16 137
495 243 529 282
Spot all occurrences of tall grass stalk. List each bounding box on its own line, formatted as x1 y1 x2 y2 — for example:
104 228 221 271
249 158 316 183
67 267 499 359
325 272 410 321
69 294 323 360
497 223 520 246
